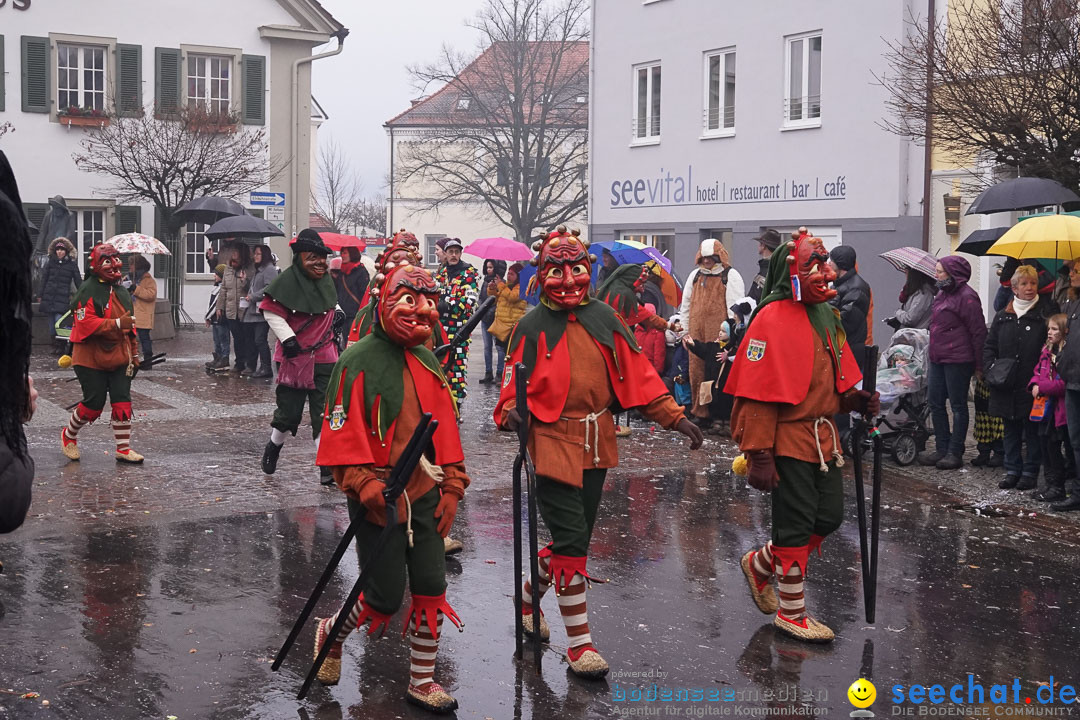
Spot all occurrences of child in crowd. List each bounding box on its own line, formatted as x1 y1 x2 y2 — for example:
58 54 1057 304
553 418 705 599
634 302 667 375
1028 313 1074 502
205 263 230 370
664 314 692 411
682 320 737 435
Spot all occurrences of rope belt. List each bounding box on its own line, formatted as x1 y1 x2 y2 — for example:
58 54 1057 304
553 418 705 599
403 490 415 548
811 416 845 472
560 408 611 466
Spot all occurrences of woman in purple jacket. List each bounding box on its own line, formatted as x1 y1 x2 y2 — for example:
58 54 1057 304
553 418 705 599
918 256 988 469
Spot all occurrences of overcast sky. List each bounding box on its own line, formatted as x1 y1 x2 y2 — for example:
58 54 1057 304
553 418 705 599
311 0 487 200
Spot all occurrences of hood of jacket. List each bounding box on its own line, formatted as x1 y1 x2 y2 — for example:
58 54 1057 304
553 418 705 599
49 237 76 258
939 255 971 289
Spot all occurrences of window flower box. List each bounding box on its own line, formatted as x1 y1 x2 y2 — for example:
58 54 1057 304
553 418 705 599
59 114 110 128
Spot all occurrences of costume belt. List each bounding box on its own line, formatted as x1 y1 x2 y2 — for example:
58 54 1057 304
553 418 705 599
811 417 845 472
559 408 611 466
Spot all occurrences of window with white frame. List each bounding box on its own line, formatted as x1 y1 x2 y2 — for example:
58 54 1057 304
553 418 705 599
187 55 232 116
72 209 106 273
704 49 736 135
184 223 211 276
620 231 674 260
784 32 822 127
57 43 106 112
425 234 446 267
632 63 662 142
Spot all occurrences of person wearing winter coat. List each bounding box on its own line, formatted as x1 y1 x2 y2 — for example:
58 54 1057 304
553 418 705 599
478 258 506 385
634 302 667 375
128 254 157 368
244 245 278 378
1028 313 1073 503
885 269 936 331
748 229 781 304
983 265 1058 490
663 314 691 408
332 247 370 323
682 320 736 434
919 255 988 469
828 245 871 369
487 261 527 380
1056 262 1080 510
37 237 81 345
205 263 230 370
218 243 253 375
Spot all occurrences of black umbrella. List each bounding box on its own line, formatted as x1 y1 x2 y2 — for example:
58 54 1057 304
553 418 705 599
175 196 247 225
204 214 284 245
965 177 1080 215
956 227 1009 256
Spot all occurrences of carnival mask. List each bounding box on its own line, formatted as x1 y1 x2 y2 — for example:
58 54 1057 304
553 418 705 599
376 263 440 347
89 243 123 284
299 251 329 280
534 227 592 310
378 231 422 271
790 233 836 305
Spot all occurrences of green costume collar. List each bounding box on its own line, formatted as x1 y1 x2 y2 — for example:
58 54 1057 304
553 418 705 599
509 298 638 373
326 326 449 441
595 263 643 319
71 276 132 314
264 254 337 314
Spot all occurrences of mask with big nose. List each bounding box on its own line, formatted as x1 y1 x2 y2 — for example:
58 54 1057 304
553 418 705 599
375 262 440 347
90 243 123 284
788 230 837 305
532 226 592 310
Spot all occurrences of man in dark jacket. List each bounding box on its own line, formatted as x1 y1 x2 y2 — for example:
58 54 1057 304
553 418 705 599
478 258 506 384
828 246 871 371
748 229 781 304
1056 262 1080 510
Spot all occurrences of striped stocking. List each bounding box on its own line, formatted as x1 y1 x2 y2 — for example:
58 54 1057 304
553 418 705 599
750 542 775 590
776 563 806 622
64 407 92 442
522 551 551 614
556 573 592 650
113 421 132 454
409 614 443 689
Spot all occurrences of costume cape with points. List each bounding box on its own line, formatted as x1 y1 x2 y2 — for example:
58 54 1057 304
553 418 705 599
318 326 462 468
494 296 670 424
69 276 135 346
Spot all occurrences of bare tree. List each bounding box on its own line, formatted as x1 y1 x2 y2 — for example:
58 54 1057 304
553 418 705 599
397 0 589 242
0 122 13 143
74 104 282 322
352 196 388 236
881 0 1080 191
312 138 364 232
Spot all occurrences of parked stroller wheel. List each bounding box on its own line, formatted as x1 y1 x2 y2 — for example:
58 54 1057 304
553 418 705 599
892 433 918 466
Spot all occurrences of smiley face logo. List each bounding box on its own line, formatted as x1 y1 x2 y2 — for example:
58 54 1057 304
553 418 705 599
848 678 876 709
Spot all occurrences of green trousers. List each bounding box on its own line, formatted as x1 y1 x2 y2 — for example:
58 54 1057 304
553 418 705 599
74 366 131 411
272 363 334 439
346 487 446 616
771 457 844 547
536 469 607 557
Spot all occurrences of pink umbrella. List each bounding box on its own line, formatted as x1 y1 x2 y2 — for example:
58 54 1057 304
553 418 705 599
464 236 534 261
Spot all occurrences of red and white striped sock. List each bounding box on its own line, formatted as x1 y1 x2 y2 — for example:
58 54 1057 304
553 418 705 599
327 598 363 641
777 563 806 622
113 421 132 454
409 614 443 689
750 542 775 590
522 552 551 614
556 573 592 650
64 408 91 442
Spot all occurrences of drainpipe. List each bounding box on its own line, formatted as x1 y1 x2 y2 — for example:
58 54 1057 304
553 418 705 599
921 0 935 251
388 125 395 232
291 28 348 236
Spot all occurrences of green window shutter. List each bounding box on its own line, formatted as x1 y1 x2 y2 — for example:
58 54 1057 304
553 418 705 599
116 44 142 117
23 203 48 245
0 36 6 113
116 205 141 235
153 206 171 277
154 47 181 116
241 54 265 125
21 35 49 113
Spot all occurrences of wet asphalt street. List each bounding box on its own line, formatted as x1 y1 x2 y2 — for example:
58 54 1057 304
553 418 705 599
3 331 1080 720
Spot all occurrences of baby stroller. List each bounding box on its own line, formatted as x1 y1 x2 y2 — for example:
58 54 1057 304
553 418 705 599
871 328 931 465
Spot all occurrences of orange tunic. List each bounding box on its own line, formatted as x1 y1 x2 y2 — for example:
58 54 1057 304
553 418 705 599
731 331 843 464
332 367 469 526
502 321 684 487
71 289 138 371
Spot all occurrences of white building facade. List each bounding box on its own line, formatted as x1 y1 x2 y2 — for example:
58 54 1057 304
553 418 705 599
0 0 343 321
589 0 926 294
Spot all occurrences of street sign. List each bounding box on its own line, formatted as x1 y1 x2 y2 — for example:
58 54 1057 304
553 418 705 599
266 206 285 222
250 191 286 207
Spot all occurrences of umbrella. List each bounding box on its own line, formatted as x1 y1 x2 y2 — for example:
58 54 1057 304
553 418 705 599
319 233 367 252
517 256 682 307
879 246 937 278
956 227 1009 257
593 239 672 273
175 196 247 225
107 232 171 255
986 214 1080 261
204 215 284 243
463 237 534 262
965 177 1080 215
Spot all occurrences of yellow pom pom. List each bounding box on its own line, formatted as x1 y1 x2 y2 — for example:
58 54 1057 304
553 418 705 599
58 354 72 369
732 454 748 477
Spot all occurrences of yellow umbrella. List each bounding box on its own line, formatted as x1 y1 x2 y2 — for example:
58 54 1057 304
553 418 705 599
986 214 1080 260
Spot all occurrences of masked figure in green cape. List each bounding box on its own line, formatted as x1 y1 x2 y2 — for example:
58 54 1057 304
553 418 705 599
313 259 469 714
727 228 878 643
61 243 144 464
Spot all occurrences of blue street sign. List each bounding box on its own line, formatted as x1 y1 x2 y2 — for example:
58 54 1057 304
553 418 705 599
250 191 286 206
